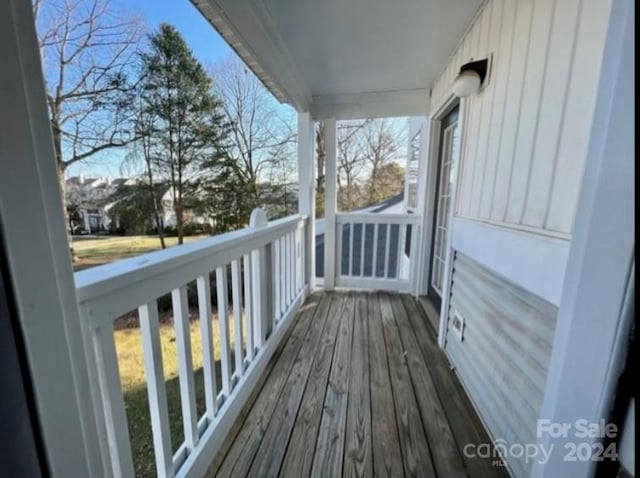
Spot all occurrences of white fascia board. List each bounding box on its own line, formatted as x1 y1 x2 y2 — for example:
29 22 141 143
191 0 312 111
311 88 430 120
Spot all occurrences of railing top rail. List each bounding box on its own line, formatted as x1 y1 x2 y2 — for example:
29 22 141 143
75 214 306 310
335 212 419 225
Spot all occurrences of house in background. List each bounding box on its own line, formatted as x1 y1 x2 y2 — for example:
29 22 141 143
65 176 132 233
66 176 215 234
157 186 212 230
0 0 634 478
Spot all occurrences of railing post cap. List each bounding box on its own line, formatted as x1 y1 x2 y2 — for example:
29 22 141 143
250 208 268 228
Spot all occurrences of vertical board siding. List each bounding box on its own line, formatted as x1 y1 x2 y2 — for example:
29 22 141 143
478 0 516 219
465 0 494 217
432 0 612 236
469 0 504 218
503 0 556 224
544 0 613 231
521 0 581 227
488 0 534 224
445 253 558 477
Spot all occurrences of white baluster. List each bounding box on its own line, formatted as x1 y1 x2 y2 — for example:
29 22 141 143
372 223 379 278
348 222 354 276
92 326 135 478
273 239 281 323
282 234 291 306
171 286 198 450
251 248 264 350
336 221 343 279
288 232 294 303
215 267 232 397
196 275 217 419
280 236 286 313
243 254 255 361
139 301 174 478
231 259 244 377
397 224 407 279
384 224 391 278
296 227 302 292
360 223 366 277
249 208 268 348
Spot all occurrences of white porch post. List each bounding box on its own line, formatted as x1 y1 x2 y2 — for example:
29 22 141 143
0 0 100 475
414 115 433 297
323 118 338 290
297 112 315 291
249 209 271 347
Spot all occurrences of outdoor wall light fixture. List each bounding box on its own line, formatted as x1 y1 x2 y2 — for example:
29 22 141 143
452 58 489 98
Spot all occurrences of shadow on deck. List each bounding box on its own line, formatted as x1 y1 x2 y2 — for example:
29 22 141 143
207 291 508 477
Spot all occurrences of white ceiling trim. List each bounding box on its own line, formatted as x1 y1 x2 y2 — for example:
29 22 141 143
311 89 430 120
191 0 312 110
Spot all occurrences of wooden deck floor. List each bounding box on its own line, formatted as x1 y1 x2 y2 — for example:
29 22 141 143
208 292 507 478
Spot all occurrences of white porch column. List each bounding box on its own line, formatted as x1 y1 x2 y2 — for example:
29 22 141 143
297 112 315 291
0 0 100 475
414 115 433 297
323 118 337 290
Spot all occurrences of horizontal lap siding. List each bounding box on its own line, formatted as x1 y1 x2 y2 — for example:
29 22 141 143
445 253 557 477
430 0 612 237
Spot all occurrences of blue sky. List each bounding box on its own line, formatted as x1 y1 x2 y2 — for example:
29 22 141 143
124 0 233 67
66 0 239 178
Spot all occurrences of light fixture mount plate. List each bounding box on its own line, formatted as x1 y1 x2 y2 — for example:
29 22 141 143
459 58 489 85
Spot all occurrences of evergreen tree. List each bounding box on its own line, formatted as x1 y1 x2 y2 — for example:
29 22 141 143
107 184 158 235
195 158 254 233
138 24 227 243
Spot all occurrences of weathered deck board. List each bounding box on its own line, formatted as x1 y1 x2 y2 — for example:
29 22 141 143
401 294 504 478
213 294 321 477
417 295 440 334
379 293 437 478
279 294 345 477
247 295 333 477
390 294 467 477
211 292 507 478
310 292 355 477
367 293 405 478
343 293 373 477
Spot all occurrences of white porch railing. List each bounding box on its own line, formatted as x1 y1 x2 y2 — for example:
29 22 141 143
74 212 308 478
334 212 419 292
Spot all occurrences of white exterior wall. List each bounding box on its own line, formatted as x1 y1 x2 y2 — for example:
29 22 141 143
430 0 613 238
425 1 624 476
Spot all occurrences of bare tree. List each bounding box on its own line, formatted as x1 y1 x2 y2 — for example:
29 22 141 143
122 96 167 248
264 149 297 218
34 0 142 251
363 119 402 204
337 121 371 211
210 57 296 211
315 120 373 213
315 122 326 217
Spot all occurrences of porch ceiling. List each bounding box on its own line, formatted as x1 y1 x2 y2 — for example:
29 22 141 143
191 0 483 118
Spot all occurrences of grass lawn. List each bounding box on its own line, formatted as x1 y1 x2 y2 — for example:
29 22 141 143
72 235 207 271
115 315 242 477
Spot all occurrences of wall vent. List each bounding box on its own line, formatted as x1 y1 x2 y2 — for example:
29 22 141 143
451 309 465 340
